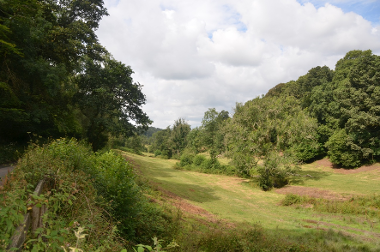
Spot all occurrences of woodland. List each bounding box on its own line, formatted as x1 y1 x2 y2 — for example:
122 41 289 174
1 0 380 251
146 49 380 190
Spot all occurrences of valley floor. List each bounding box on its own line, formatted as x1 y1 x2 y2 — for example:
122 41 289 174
122 152 380 249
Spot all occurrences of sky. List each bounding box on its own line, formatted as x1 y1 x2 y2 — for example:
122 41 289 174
96 0 380 129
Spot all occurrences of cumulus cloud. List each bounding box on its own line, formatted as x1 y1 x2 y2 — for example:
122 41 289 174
97 0 380 128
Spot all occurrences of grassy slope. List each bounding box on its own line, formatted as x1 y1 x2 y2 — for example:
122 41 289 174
125 152 380 248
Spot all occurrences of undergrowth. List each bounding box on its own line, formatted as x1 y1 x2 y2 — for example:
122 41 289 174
174 153 237 176
0 138 180 251
282 193 380 217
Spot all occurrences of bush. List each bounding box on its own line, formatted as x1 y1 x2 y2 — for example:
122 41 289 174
281 194 302 206
201 158 214 169
179 153 194 167
193 154 206 166
154 150 162 157
326 129 362 168
11 139 126 251
0 142 23 164
256 153 299 191
14 138 176 246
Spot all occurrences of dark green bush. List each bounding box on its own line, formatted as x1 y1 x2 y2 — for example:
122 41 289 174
193 154 206 166
326 129 361 168
201 158 214 169
179 153 194 167
154 149 162 157
256 153 299 191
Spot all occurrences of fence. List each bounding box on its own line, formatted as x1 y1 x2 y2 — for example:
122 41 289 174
8 179 48 251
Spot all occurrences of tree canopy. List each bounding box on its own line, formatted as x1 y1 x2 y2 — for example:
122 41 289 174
0 0 151 150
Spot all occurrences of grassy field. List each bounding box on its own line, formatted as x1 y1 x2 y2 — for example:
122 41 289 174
122 152 380 249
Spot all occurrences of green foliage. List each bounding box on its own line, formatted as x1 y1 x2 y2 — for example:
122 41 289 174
75 55 151 151
0 0 151 152
134 237 179 252
154 150 162 157
168 118 191 157
92 151 141 238
4 139 126 251
225 96 319 177
0 179 28 250
150 128 172 158
2 139 179 249
281 194 302 206
192 154 206 166
179 153 194 167
256 153 300 191
201 109 229 161
308 50 380 167
281 193 380 218
325 129 361 168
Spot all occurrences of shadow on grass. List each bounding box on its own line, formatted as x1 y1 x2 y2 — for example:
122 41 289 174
290 170 331 185
153 178 220 203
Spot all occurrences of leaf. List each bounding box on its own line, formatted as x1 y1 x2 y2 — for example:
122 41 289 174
137 247 145 252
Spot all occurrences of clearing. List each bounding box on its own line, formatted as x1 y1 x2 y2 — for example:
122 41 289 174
123 152 380 247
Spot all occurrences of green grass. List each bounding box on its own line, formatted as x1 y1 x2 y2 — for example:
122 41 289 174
123 151 380 249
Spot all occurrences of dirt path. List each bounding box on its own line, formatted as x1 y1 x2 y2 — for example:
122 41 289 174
0 164 14 185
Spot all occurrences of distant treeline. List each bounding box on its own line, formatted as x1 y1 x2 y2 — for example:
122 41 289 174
144 50 380 189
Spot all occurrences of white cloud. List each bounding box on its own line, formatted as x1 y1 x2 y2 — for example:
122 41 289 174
97 0 380 128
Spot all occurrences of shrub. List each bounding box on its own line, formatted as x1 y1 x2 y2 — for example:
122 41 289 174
256 152 299 191
282 194 302 206
200 158 213 169
9 139 126 251
325 129 361 168
154 150 162 157
179 153 194 167
193 154 206 166
13 138 176 246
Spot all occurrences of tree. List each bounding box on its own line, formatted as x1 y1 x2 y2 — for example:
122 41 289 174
169 118 191 157
309 50 380 167
0 0 151 153
201 108 229 161
225 96 320 176
75 55 151 150
150 127 172 158
0 0 108 143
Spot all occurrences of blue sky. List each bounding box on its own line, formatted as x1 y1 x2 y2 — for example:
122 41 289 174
298 0 380 24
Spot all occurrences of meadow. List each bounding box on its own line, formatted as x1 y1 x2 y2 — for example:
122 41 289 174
122 151 380 250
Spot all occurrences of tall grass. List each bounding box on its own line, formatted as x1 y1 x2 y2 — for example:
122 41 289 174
282 193 380 217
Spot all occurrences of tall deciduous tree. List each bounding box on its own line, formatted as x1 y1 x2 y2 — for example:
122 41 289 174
313 50 380 167
201 108 229 161
169 118 191 157
0 0 151 152
75 55 151 150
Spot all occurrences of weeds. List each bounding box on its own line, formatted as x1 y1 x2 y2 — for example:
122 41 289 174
281 193 380 218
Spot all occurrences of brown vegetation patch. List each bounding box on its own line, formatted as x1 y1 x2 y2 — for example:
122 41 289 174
157 185 219 221
315 158 380 174
148 181 236 228
275 186 349 200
